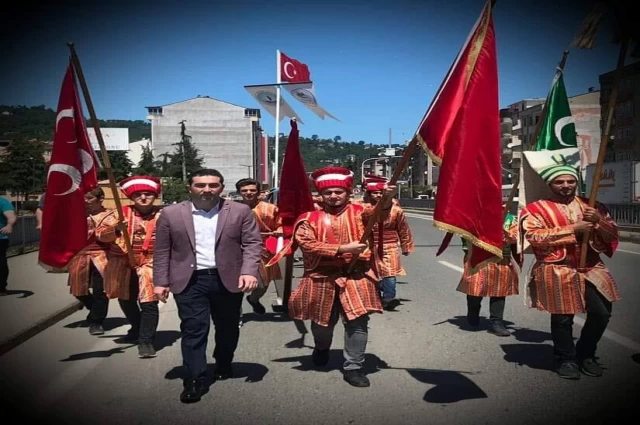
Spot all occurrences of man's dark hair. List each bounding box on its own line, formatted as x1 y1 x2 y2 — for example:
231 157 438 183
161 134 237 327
89 187 105 199
188 169 225 185
235 178 259 191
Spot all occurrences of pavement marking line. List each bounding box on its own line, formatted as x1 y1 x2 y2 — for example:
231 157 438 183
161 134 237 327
616 248 640 256
436 260 640 353
574 316 640 352
406 213 433 221
438 260 463 273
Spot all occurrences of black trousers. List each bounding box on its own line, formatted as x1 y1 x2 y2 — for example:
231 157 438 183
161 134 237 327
174 269 244 382
550 282 612 363
467 295 506 321
0 239 8 291
118 273 159 344
75 263 109 325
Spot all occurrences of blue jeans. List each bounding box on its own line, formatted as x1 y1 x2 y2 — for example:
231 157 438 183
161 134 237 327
380 277 397 301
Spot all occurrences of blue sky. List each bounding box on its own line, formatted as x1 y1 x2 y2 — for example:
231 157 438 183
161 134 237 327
0 0 624 144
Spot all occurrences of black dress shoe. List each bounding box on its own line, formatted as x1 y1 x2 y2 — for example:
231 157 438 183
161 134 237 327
180 380 205 403
214 364 233 381
343 370 370 387
248 299 266 315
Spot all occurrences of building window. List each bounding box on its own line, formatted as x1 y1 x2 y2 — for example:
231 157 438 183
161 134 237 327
535 115 540 124
147 107 163 115
244 108 261 118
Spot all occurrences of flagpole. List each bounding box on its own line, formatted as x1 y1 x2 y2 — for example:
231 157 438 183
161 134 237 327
349 0 498 272
503 50 570 218
274 50 282 188
67 42 136 268
578 39 628 270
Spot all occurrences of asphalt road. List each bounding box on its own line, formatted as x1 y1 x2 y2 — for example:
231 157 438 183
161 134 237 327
1 214 638 425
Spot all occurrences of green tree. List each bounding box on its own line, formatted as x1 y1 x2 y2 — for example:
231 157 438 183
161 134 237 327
136 143 156 175
168 137 204 179
99 151 133 181
161 178 189 204
0 138 46 201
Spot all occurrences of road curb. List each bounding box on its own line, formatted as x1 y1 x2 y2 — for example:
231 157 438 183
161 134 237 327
0 300 83 357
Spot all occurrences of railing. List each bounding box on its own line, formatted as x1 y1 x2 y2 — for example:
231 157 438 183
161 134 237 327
7 215 40 257
399 199 640 230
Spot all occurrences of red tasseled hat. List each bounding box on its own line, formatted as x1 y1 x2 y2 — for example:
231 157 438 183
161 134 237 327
310 167 354 192
119 175 162 198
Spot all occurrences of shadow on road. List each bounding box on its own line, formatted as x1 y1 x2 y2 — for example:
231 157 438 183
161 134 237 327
273 348 486 403
153 330 182 352
59 345 134 362
500 343 554 371
632 353 640 364
511 327 553 343
406 368 487 403
165 362 269 384
241 312 292 325
64 317 129 331
434 315 515 332
0 289 34 299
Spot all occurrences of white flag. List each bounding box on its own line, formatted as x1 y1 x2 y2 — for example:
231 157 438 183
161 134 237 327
244 85 303 123
284 82 340 122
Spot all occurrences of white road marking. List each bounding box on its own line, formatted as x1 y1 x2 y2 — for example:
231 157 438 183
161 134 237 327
574 316 640 352
436 260 640 352
406 213 433 221
438 260 463 273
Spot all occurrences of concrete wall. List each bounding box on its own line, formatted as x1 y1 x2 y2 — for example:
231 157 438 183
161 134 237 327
149 97 257 194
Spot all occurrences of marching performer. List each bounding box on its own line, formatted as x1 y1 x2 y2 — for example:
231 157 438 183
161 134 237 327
520 163 620 379
362 174 414 310
457 207 520 336
272 167 396 387
67 187 112 335
97 176 162 359
235 178 283 314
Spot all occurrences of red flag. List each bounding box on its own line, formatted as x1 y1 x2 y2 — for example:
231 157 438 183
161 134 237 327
278 119 315 239
280 51 311 83
38 63 99 269
417 0 503 267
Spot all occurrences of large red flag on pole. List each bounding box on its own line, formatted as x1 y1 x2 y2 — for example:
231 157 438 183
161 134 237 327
276 118 315 246
38 62 100 269
417 0 503 268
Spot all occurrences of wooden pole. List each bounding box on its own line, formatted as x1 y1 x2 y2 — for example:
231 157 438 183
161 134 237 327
281 255 294 312
578 39 628 270
67 42 136 268
502 50 570 218
347 139 418 273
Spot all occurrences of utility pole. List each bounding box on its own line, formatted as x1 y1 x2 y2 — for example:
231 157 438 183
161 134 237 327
175 120 188 181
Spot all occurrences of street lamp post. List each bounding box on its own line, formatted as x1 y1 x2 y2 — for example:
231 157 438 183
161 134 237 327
238 164 253 177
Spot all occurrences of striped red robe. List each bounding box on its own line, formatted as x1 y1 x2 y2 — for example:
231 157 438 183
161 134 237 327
520 196 620 314
96 206 161 302
367 204 414 278
67 208 113 296
288 202 386 326
251 201 283 284
456 219 520 297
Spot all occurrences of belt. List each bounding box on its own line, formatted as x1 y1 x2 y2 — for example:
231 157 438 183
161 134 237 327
196 267 219 275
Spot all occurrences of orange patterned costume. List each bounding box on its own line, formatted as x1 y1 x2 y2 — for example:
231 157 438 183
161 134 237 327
456 214 520 297
520 196 620 315
369 204 414 278
287 202 385 326
67 208 113 296
251 201 283 284
96 206 161 302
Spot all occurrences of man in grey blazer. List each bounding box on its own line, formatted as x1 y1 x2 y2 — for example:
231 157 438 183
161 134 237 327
153 169 262 403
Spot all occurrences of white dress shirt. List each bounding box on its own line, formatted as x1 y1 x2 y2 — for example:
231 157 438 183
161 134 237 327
192 202 220 270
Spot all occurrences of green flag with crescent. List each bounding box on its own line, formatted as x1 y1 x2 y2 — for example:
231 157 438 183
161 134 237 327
535 72 577 151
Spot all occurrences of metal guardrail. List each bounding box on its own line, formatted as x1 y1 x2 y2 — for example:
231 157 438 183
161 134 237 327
7 215 40 256
400 199 640 229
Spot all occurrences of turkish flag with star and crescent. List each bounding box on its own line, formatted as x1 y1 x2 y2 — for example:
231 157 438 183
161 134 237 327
38 62 100 270
280 51 311 83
